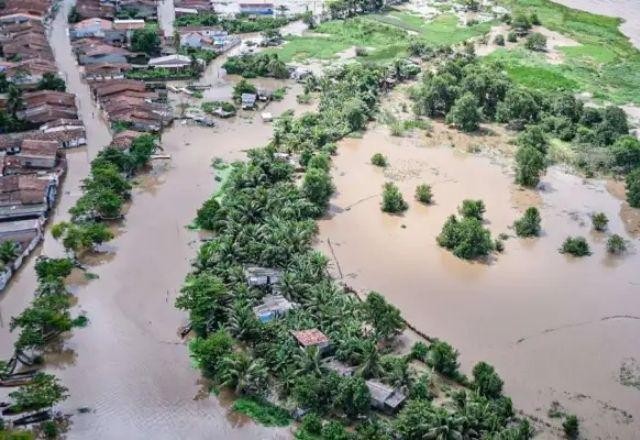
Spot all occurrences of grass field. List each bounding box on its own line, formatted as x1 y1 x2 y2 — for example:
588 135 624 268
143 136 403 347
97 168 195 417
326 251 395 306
271 12 493 63
492 0 640 104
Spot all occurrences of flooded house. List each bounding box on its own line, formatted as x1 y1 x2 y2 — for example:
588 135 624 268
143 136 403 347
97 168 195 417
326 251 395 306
365 380 407 415
0 174 58 221
3 59 60 90
244 265 283 287
74 0 116 20
17 90 79 125
292 329 330 353
74 39 133 64
2 139 59 173
70 17 115 39
148 54 192 70
241 93 257 110
83 62 131 80
174 0 214 13
0 217 44 290
252 294 295 322
239 2 274 16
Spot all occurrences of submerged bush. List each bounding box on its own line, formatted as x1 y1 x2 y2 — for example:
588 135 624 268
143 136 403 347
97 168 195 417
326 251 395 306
459 199 485 220
560 236 591 256
427 340 460 378
381 182 408 213
514 207 541 237
563 414 579 439
591 212 608 231
415 184 433 204
437 215 493 259
606 234 627 255
494 34 505 46
371 153 387 167
472 361 504 398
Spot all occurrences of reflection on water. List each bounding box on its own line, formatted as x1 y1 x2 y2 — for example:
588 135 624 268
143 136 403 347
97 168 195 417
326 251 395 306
316 123 640 438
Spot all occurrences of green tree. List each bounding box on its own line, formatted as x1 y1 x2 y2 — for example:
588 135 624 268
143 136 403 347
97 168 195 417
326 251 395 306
371 153 387 167
362 291 405 341
560 236 591 257
437 215 493 259
196 197 221 230
337 376 370 419
51 222 113 254
415 184 433 204
301 168 334 209
36 73 66 92
221 353 268 396
233 79 257 101
0 240 19 264
34 257 73 281
511 13 531 33
472 361 503 398
381 182 408 213
447 92 481 132
625 167 640 207
515 145 546 187
607 234 626 255
307 152 330 172
517 125 548 153
525 32 547 51
8 373 68 413
7 85 23 117
427 340 460 378
612 136 640 172
131 28 161 55
514 207 541 237
176 272 229 335
591 212 608 231
563 415 579 439
459 199 485 220
189 330 234 379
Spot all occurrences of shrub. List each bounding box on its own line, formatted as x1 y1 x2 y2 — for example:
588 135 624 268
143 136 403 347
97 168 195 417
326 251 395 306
307 152 331 172
494 34 505 46
515 145 546 187
446 92 481 132
560 236 591 256
459 199 485 220
472 361 504 398
410 341 429 362
415 184 433 204
507 31 517 43
525 32 547 51
494 239 504 252
232 397 291 427
563 415 579 439
611 136 640 171
300 413 322 435
517 125 548 153
607 234 626 255
371 153 387 167
626 167 640 207
427 340 459 378
437 215 493 259
302 168 335 209
514 207 541 237
511 13 531 33
381 182 408 213
591 212 608 231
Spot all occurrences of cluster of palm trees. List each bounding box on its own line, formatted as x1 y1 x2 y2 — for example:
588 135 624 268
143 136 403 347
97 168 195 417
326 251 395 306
179 62 534 438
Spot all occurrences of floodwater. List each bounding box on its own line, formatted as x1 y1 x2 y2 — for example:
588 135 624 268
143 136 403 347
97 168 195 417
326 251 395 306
553 0 640 49
0 0 307 437
316 116 640 437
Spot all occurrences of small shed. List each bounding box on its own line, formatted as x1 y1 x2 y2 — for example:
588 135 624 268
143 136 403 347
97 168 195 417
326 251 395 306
244 265 282 287
241 93 257 110
253 294 294 322
365 380 406 415
261 112 273 122
292 329 330 353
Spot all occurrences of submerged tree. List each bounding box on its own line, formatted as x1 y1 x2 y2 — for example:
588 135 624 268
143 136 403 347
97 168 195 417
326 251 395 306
8 373 68 413
513 207 541 237
381 182 408 213
591 212 608 232
560 236 591 257
515 145 546 187
415 184 433 204
437 215 493 260
302 168 335 209
459 199 485 220
446 92 481 132
472 361 503 398
606 234 627 255
362 291 405 341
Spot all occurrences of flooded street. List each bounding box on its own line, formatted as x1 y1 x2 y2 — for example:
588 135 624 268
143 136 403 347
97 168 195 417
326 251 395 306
316 121 640 438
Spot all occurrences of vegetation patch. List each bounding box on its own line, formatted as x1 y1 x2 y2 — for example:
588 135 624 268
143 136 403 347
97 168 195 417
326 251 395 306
232 397 292 427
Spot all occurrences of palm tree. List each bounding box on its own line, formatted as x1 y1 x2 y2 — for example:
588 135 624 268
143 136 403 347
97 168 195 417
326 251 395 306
7 85 23 117
221 353 268 396
0 240 19 264
294 346 323 377
359 339 381 378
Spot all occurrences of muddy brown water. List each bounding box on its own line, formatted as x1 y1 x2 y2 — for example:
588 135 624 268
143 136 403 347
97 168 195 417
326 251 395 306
316 122 640 438
0 0 306 437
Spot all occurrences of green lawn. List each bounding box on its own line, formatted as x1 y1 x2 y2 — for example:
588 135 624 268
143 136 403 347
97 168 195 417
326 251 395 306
271 12 493 63
493 0 640 104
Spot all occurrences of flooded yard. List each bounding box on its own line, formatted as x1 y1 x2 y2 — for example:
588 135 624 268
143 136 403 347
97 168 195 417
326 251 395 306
316 120 640 437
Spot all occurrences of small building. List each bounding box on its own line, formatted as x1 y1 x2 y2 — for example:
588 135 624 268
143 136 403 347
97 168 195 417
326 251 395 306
239 3 274 16
253 294 294 322
113 18 145 31
365 380 406 415
244 265 282 286
174 7 198 16
292 329 330 352
9 139 59 169
261 112 272 122
70 17 114 39
0 174 58 221
241 93 256 110
148 54 192 70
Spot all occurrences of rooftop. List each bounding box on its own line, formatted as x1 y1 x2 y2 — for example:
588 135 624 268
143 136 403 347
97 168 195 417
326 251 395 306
292 329 329 347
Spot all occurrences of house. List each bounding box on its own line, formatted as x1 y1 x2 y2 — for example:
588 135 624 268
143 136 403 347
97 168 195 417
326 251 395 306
244 265 282 287
239 2 274 16
5 139 59 170
38 119 87 148
4 59 59 89
252 294 294 322
174 7 198 16
241 93 256 110
148 54 192 70
112 18 145 31
83 62 131 80
17 91 78 125
116 0 157 20
74 39 132 65
365 380 407 415
0 174 57 221
74 0 116 20
70 17 114 39
292 329 330 353
0 217 43 289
